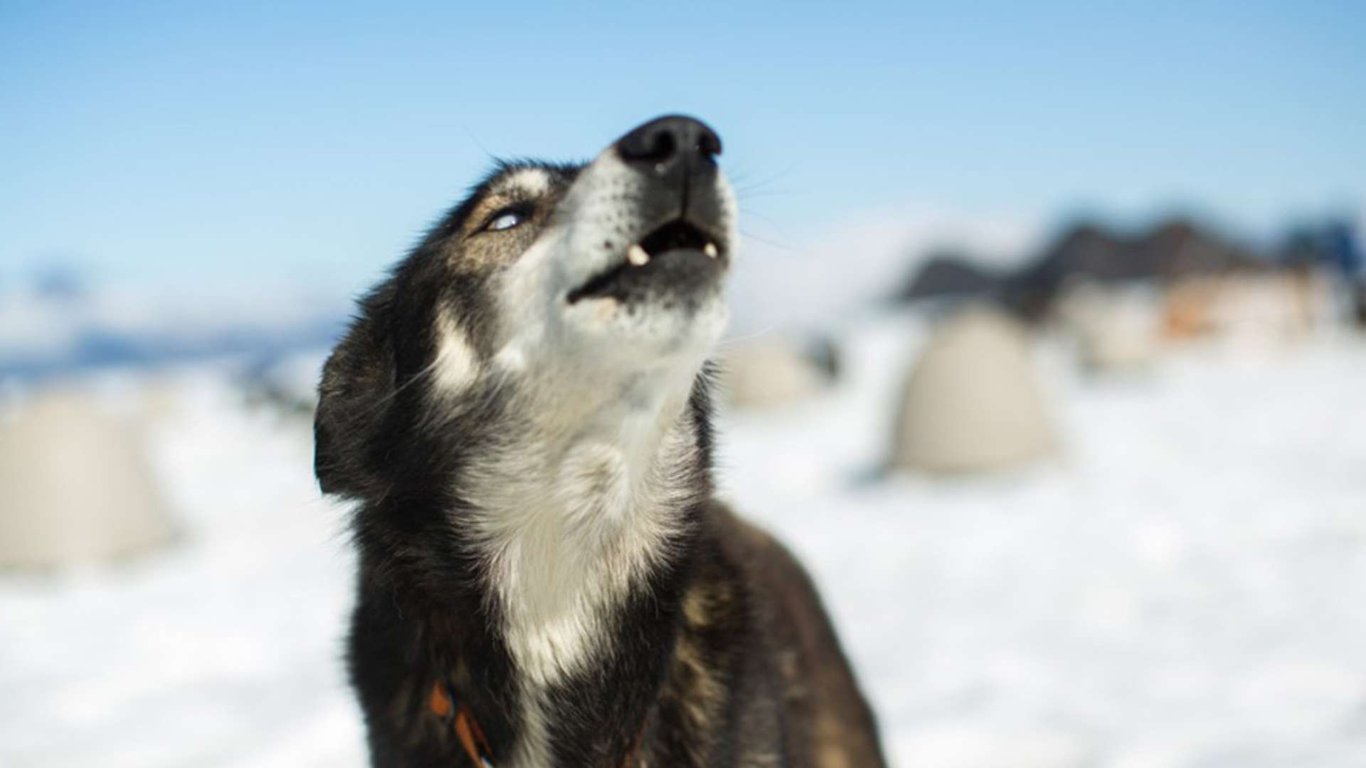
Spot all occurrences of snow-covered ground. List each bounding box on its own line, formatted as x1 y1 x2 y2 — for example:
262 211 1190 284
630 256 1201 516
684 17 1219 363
3 313 1366 768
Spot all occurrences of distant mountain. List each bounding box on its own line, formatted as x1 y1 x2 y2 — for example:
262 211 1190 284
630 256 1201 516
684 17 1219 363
1002 217 1260 318
1136 219 1256 277
893 216 1266 320
0 286 349 380
1277 220 1364 274
896 252 1003 302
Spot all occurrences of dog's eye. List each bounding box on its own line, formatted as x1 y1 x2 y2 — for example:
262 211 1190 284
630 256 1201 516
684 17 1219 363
484 208 526 232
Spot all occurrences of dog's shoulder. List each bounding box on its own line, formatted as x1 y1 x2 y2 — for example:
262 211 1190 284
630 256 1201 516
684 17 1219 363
689 500 889 767
696 499 829 636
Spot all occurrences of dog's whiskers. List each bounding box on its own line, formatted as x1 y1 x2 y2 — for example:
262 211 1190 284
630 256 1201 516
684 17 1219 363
714 323 782 349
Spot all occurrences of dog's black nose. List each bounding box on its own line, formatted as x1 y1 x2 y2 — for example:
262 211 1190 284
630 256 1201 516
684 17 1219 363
616 115 722 175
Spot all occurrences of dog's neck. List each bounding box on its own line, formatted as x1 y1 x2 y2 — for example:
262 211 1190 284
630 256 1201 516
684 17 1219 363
458 363 710 764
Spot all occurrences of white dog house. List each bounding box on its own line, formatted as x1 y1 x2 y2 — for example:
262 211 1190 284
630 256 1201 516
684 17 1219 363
0 390 175 569
891 307 1059 474
719 338 836 410
1054 282 1161 374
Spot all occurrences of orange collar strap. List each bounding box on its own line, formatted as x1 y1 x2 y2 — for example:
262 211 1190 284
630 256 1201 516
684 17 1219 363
429 681 495 768
428 680 644 768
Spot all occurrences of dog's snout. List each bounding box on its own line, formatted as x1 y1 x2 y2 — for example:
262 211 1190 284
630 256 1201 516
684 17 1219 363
615 115 722 176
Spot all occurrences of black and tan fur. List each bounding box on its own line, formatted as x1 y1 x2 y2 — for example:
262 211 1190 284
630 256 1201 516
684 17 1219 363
316 116 886 767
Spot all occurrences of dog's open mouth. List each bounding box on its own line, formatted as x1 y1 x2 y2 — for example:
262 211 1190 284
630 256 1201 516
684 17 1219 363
568 220 726 304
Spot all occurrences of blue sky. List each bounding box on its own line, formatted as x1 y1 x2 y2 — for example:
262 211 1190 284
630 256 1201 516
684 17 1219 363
2 0 1363 298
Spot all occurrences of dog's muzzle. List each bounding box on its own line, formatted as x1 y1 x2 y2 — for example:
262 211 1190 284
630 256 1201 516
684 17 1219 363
567 115 731 306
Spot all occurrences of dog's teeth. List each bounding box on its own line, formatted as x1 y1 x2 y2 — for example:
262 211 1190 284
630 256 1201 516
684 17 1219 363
703 242 719 258
627 244 650 266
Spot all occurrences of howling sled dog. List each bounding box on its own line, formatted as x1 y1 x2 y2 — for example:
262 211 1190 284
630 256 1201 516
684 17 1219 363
316 116 886 767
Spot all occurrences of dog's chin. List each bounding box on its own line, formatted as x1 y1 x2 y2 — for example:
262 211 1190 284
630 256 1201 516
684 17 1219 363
561 278 727 366
559 226 729 362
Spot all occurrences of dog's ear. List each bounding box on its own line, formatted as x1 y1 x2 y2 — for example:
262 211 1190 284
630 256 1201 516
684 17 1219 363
315 291 396 499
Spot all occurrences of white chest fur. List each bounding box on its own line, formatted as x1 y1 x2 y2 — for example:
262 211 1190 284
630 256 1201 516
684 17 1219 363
460 394 699 766
484 437 677 686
